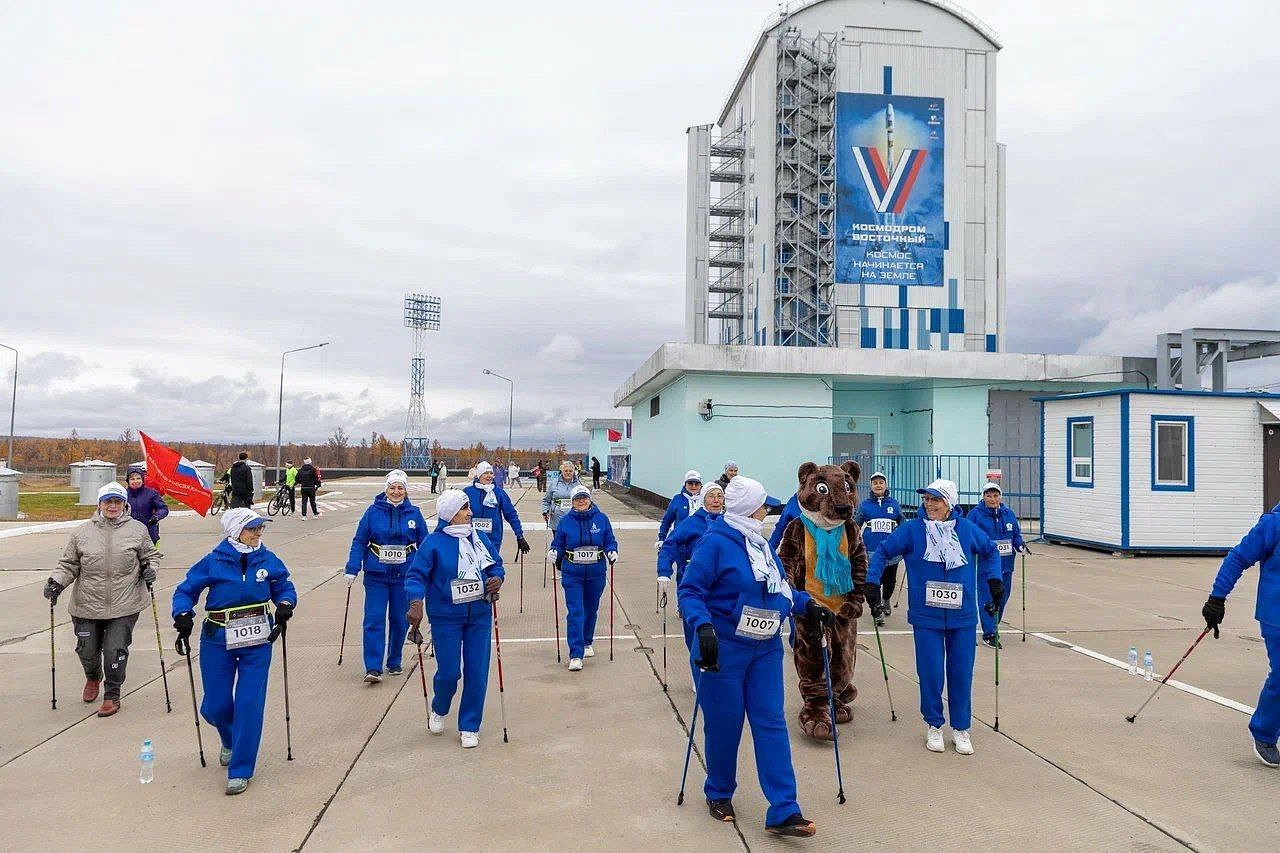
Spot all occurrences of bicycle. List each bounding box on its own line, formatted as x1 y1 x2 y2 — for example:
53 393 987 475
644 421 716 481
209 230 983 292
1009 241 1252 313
210 485 232 516
266 484 294 516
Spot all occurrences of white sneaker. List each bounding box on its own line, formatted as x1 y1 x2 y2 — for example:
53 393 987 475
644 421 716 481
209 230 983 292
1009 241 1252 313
460 731 479 749
952 729 974 755
926 726 945 753
583 645 595 658
428 712 444 735
568 658 583 671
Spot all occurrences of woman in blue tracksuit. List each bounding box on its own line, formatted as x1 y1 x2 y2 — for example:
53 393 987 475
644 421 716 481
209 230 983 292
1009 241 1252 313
656 470 704 550
864 479 1001 756
548 484 618 671
172 508 296 795
679 476 831 837
464 461 531 558
406 489 504 749
658 482 724 657
856 471 903 626
1202 508 1280 767
966 481 1028 648
345 470 427 683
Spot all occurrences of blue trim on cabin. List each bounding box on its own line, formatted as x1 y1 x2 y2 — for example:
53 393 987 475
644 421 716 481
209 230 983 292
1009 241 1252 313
1034 388 1280 402
883 66 893 95
1043 532 1232 555
1066 416 1094 489
1038 401 1046 541
1120 394 1130 549
1150 415 1195 492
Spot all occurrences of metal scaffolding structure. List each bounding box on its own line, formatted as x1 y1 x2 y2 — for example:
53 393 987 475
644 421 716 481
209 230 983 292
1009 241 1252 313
707 127 747 343
401 293 441 469
774 28 837 347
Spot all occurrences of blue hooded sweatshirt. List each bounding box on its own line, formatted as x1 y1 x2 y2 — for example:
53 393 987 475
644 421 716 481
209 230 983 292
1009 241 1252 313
1212 511 1280 632
768 493 801 551
965 502 1025 570
659 489 702 540
657 507 720 580
126 467 169 543
463 483 525 551
346 493 428 577
172 540 297 621
856 494 904 559
679 517 812 648
405 520 505 624
551 503 618 575
866 516 1001 630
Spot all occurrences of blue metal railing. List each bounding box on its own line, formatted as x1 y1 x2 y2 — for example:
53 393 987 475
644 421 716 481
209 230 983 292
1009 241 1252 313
829 453 1042 522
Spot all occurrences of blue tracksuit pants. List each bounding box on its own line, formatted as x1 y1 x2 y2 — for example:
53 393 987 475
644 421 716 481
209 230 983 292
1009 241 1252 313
198 633 272 780
362 573 409 673
1250 631 1280 745
698 638 801 827
978 565 1016 636
430 612 492 733
913 625 977 730
561 566 607 660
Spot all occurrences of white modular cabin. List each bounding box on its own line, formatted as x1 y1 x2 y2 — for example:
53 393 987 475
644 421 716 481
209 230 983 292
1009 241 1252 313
1038 390 1280 554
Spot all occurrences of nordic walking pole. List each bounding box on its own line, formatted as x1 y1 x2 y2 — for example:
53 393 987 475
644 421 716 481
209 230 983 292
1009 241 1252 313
146 583 172 713
661 585 668 692
338 581 352 665
49 600 57 711
609 556 616 662
821 631 847 804
552 558 562 663
1125 626 1212 723
518 549 525 614
870 608 897 721
1021 549 1027 642
677 668 705 806
412 626 430 721
542 523 549 588
280 623 294 760
894 569 906 610
655 580 659 615
491 597 510 743
177 635 206 767
993 620 1001 732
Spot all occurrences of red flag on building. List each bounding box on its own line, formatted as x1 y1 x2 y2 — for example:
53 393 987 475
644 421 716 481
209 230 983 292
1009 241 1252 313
138 431 213 516
607 428 622 442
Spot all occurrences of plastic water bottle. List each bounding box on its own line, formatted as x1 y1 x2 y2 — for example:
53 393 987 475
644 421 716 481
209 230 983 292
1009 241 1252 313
139 739 154 784
1128 646 1138 676
1143 651 1155 682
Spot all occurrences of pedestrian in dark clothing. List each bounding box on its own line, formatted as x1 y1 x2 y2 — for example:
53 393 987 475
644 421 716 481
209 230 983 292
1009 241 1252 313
430 460 441 494
297 457 321 518
125 466 169 553
229 452 255 508
591 456 602 489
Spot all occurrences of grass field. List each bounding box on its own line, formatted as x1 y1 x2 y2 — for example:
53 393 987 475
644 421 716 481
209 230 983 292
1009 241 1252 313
16 487 326 521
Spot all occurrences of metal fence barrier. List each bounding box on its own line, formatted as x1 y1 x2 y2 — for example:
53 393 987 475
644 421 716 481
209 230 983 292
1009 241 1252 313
830 453 1041 524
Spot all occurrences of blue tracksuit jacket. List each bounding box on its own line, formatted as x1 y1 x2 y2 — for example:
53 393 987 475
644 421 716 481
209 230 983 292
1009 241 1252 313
866 517 1001 630
657 508 719 580
551 504 618 659
345 494 428 576
405 522 505 623
855 495 903 559
172 540 297 780
1212 512 1280 632
966 501 1025 635
345 493 428 672
659 489 701 540
768 494 801 551
464 483 525 551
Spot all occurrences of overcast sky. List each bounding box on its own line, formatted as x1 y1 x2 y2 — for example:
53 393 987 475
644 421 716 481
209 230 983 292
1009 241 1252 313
3 0 1279 449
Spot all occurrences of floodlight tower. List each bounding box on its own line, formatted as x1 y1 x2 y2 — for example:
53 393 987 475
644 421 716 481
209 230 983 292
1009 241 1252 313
402 293 441 469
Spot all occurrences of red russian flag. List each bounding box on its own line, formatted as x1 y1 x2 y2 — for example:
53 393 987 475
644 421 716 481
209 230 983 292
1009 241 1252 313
139 431 213 516
607 428 622 442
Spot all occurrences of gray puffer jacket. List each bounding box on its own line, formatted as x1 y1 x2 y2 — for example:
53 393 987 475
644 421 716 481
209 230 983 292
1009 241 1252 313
51 512 158 620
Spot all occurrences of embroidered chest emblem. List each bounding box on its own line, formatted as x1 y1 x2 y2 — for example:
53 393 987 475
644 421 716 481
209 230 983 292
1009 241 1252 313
255 568 269 582
590 524 600 534
408 519 416 529
887 507 894 515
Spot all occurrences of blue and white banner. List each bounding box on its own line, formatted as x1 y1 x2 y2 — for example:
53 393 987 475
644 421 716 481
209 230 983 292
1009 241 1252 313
835 93 945 287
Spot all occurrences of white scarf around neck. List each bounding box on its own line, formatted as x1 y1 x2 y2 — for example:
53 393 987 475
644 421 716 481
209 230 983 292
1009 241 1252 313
227 537 262 554
722 513 788 596
444 523 495 579
474 481 498 508
685 489 703 515
923 518 967 570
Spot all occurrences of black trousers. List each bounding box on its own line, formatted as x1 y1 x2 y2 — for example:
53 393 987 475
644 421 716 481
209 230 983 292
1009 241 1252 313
592 472 601 488
73 613 140 700
880 561 901 601
285 485 296 511
230 492 253 509
300 487 319 516
430 475 439 493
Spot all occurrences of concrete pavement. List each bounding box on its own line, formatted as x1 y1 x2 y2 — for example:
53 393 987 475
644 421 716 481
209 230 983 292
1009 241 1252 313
1 477 1278 851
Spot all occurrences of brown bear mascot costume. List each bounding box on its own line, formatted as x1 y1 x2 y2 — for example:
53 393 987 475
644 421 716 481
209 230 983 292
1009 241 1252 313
776 461 867 739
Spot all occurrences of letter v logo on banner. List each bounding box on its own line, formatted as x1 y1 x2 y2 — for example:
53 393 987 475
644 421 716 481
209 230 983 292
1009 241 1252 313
852 146 928 214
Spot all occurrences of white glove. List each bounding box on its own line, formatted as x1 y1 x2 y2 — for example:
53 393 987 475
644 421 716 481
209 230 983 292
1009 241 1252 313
653 539 663 551
657 575 672 590
345 572 358 585
606 550 618 564
547 550 558 563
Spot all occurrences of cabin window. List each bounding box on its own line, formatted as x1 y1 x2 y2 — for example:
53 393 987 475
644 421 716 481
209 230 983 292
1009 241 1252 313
1067 417 1094 487
1152 416 1194 491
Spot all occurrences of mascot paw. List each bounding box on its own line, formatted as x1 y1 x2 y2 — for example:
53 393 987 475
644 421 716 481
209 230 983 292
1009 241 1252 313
834 703 853 724
799 706 835 741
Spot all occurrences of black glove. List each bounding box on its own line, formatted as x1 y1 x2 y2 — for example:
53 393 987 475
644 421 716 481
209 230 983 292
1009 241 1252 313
807 600 836 629
862 582 883 611
695 624 719 672
985 578 1005 616
1202 595 1225 639
42 578 63 603
174 611 195 654
516 536 531 554
268 600 295 642
140 563 157 584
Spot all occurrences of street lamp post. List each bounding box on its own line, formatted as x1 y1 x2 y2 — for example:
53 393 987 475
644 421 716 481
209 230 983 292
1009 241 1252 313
0 344 15 468
277 342 330 483
482 369 514 467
